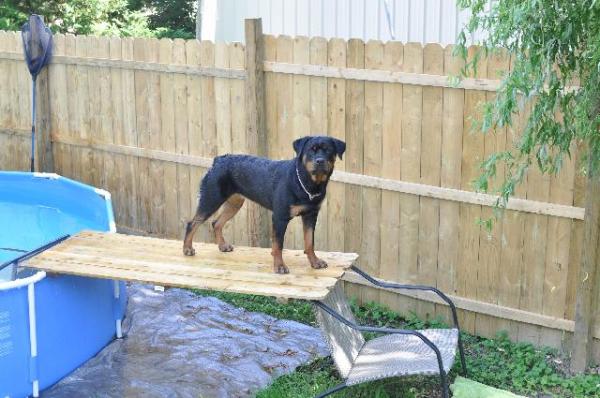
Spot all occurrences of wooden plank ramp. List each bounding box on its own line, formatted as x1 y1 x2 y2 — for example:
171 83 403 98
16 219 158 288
25 231 358 300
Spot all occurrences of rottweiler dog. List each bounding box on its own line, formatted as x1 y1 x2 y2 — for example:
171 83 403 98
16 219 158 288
182 135 346 274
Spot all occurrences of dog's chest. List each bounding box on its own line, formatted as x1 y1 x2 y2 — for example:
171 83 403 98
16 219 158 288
289 203 319 218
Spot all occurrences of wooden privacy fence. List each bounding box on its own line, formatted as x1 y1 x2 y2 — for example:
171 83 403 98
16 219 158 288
0 20 598 362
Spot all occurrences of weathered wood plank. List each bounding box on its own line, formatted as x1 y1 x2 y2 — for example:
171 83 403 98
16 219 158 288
0 51 246 78
418 43 443 320
572 171 600 371
343 38 365 301
457 45 486 332
398 42 423 315
245 19 270 248
229 42 249 246
437 45 464 324
379 41 403 311
326 38 347 253
158 38 179 239
361 40 384 304
26 231 358 300
49 133 586 220
310 37 329 249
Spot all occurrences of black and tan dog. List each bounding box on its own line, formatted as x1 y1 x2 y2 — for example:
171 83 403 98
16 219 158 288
182 135 345 274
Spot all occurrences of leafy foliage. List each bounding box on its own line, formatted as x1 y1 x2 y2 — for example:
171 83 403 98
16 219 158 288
456 0 600 205
0 0 194 38
128 0 196 39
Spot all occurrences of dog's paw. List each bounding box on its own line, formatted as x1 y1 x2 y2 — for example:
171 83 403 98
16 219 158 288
274 263 290 274
218 242 234 252
183 246 196 256
310 258 328 269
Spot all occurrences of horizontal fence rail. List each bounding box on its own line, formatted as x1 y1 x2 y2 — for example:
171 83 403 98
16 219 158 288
51 134 585 221
0 51 247 79
264 61 501 91
0 26 596 361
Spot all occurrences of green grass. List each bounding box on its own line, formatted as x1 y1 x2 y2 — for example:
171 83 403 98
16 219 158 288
193 290 600 398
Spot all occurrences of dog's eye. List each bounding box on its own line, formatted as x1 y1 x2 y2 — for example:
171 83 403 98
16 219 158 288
312 145 318 152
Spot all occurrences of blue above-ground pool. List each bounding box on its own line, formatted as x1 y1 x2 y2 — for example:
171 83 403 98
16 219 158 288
0 172 127 398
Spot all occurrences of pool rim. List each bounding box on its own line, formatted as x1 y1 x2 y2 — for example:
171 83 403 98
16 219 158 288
0 270 47 290
0 171 125 397
1 171 117 234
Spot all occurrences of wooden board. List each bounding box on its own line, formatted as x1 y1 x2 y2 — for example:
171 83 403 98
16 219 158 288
343 38 365 301
398 42 423 314
437 45 464 323
326 38 347 253
361 40 384 304
309 37 329 248
457 46 486 332
379 41 403 311
26 231 358 300
418 43 444 320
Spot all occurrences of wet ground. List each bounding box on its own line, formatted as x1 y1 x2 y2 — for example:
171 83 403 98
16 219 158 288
43 284 328 398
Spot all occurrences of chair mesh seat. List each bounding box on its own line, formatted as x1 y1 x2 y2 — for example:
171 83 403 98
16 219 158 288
345 328 458 386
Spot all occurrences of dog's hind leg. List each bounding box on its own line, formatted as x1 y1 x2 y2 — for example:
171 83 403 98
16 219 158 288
183 181 228 256
211 194 245 252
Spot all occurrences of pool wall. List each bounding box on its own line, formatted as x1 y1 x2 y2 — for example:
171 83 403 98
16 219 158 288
0 172 127 398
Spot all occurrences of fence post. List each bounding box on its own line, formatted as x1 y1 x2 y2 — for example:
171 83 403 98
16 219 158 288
30 15 53 172
34 66 52 172
244 18 270 247
571 171 600 372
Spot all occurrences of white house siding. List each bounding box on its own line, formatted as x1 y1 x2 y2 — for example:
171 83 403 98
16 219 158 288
207 0 488 45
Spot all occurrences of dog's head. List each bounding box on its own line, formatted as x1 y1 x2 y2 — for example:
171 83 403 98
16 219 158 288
293 136 346 184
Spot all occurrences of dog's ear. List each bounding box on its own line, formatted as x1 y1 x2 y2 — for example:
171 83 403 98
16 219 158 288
330 138 346 160
293 136 311 157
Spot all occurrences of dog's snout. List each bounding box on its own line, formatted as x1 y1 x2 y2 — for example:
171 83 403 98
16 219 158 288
315 158 326 165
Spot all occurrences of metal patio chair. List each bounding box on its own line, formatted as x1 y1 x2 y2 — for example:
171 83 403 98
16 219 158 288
314 266 467 398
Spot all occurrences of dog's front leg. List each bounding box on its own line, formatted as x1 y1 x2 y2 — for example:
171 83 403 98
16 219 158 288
271 216 290 274
302 214 327 269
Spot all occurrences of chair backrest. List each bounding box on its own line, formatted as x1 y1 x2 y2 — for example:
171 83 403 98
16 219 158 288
315 281 365 378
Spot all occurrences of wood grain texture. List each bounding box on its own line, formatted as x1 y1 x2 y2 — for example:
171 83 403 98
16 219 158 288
457 45 486 332
378 41 403 311
229 42 249 246
290 35 311 250
361 40 384 304
398 42 423 315
26 231 358 300
0 51 245 78
437 45 464 324
572 172 600 371
310 37 329 249
418 43 443 320
244 20 270 248
0 34 593 355
343 38 365 301
326 38 347 253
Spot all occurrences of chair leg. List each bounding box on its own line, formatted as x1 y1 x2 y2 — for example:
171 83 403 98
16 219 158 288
315 382 347 398
458 333 468 377
439 371 449 398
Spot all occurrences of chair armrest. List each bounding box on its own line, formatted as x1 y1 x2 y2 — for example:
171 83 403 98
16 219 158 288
314 300 449 380
350 265 461 330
